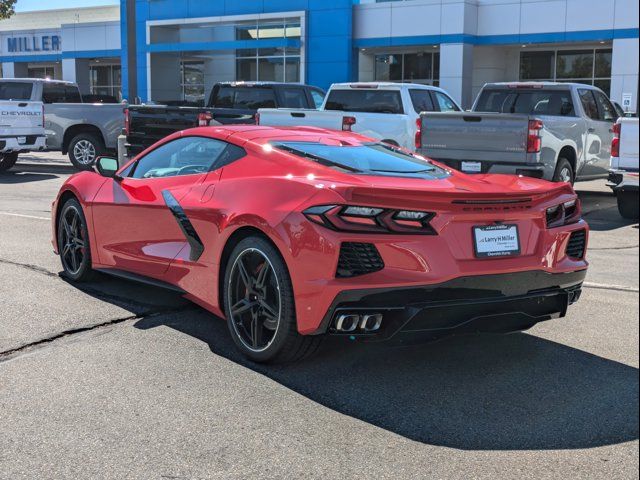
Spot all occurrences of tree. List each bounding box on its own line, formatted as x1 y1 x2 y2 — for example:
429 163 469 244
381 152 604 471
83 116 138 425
0 0 16 20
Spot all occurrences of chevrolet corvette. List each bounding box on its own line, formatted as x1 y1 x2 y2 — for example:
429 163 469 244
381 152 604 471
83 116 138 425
52 125 589 362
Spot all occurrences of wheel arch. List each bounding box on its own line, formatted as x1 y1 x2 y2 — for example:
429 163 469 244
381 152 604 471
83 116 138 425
557 145 578 176
62 124 105 154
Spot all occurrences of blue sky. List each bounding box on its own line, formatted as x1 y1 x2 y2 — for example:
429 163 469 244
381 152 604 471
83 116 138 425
15 0 118 12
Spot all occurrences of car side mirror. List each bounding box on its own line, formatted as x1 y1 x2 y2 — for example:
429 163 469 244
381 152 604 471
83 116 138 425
95 156 120 178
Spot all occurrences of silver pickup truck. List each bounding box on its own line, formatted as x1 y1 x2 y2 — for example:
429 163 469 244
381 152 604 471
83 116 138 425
419 82 619 183
0 79 125 170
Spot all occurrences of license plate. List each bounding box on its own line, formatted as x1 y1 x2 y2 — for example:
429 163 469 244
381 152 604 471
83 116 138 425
461 161 482 173
473 224 520 258
17 136 26 144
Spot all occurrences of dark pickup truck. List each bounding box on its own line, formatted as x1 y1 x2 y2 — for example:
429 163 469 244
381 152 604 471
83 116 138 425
125 82 325 156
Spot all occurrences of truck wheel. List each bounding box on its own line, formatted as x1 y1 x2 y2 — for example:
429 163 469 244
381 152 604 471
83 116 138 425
552 158 574 184
0 152 18 172
69 133 104 171
617 191 639 220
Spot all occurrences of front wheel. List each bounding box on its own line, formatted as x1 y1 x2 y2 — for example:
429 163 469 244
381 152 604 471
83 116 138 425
0 152 18 172
57 198 95 281
68 133 104 170
223 236 321 363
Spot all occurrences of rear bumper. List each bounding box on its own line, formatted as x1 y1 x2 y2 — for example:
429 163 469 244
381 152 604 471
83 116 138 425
608 169 639 192
432 158 554 181
0 135 46 153
315 269 586 342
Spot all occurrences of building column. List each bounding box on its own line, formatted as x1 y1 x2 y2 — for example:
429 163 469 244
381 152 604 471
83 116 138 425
62 58 77 83
610 38 639 113
439 43 474 109
2 62 15 78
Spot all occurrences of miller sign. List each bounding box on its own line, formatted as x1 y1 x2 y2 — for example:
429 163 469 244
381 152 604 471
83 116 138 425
7 35 61 53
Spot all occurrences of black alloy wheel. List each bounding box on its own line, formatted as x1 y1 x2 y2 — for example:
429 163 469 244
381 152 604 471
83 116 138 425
223 236 322 363
227 247 281 353
57 199 94 281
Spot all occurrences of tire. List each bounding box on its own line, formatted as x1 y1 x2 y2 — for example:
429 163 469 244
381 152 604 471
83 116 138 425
0 152 18 172
57 198 95 282
68 133 104 171
617 191 639 219
552 158 574 184
223 236 322 363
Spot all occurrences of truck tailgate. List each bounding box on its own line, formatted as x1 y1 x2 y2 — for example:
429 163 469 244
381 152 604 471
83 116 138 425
0 100 43 136
257 109 343 130
420 112 529 163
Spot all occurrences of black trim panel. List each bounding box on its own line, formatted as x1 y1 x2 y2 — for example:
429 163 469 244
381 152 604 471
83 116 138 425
313 269 587 339
95 268 185 293
161 190 204 262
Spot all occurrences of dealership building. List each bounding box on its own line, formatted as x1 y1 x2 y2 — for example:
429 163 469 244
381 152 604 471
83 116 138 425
0 0 637 111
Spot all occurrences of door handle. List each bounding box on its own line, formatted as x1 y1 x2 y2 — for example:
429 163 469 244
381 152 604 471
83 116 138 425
587 127 595 133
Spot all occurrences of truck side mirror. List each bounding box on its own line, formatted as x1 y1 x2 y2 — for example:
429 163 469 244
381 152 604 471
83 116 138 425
95 156 120 178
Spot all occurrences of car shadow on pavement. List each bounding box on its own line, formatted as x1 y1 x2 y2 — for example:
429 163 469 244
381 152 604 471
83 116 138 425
0 171 59 184
577 189 639 231
135 311 639 451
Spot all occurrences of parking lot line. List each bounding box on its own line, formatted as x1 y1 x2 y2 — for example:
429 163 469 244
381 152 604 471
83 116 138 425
584 281 639 293
0 212 50 221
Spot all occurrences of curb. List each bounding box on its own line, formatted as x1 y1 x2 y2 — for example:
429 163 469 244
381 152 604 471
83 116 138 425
14 162 77 175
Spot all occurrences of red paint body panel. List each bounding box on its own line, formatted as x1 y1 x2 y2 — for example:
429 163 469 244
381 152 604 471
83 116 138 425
52 126 589 334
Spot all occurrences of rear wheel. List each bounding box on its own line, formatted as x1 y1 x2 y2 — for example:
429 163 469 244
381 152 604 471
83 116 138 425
68 133 104 170
0 152 18 172
223 236 322 363
617 190 639 219
553 158 574 184
57 198 95 281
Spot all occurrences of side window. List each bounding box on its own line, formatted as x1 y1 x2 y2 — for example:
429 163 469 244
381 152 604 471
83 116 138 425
65 86 82 103
593 90 617 122
130 137 229 179
279 88 308 108
432 91 459 112
42 83 66 103
409 89 435 113
578 89 599 120
310 89 325 109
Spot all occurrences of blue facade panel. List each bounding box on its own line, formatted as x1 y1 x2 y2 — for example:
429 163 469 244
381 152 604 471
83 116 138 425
122 0 354 100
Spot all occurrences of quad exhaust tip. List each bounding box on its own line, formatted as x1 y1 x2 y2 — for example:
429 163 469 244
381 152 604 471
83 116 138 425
334 313 383 333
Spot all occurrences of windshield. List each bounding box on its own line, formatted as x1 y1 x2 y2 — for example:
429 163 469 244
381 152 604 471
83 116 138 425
0 82 33 101
273 141 450 179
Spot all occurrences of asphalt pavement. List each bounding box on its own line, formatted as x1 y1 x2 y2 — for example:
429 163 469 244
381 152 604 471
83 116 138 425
0 153 638 479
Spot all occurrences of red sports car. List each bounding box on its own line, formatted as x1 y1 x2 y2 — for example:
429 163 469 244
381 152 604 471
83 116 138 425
52 125 588 362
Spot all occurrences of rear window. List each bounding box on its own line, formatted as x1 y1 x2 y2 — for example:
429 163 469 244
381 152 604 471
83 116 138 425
213 87 276 109
475 89 575 116
325 89 403 114
0 82 33 101
279 87 308 108
273 141 449 179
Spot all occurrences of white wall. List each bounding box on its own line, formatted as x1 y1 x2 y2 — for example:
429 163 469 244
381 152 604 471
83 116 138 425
61 21 120 52
611 38 639 112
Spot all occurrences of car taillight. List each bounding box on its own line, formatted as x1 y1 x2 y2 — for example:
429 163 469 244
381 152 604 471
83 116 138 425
124 108 130 135
198 112 212 127
342 116 356 131
303 205 436 235
527 119 543 153
546 198 582 228
254 112 260 125
611 122 621 157
415 117 422 150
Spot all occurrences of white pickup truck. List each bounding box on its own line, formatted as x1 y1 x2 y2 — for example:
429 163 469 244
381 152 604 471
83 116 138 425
609 117 639 219
256 82 461 150
0 81 46 172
